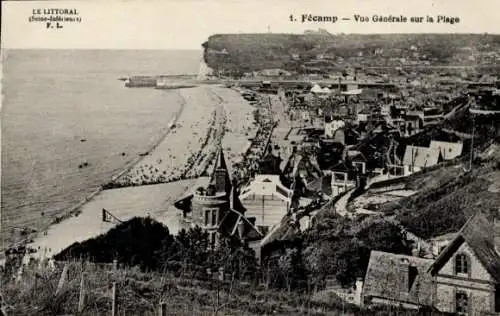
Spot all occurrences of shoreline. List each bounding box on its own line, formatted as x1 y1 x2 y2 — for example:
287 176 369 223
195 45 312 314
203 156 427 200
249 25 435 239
6 85 258 257
1 91 187 252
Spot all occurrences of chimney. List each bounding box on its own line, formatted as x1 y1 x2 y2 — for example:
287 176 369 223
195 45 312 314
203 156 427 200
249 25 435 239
399 257 411 293
355 277 364 306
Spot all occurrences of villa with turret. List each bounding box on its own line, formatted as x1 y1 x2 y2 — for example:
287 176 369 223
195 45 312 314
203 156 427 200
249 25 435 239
174 147 295 250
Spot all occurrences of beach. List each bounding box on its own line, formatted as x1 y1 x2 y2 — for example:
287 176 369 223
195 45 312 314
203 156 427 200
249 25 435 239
112 85 258 186
1 49 201 248
17 84 257 260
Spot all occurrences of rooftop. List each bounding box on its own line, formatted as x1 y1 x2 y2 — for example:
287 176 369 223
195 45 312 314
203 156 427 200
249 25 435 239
363 250 434 307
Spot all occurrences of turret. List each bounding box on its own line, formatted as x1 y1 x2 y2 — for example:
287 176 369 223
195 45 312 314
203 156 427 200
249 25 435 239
210 147 232 195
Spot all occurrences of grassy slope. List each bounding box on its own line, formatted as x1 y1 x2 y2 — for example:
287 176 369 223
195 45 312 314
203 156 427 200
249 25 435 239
2 261 449 316
381 162 500 240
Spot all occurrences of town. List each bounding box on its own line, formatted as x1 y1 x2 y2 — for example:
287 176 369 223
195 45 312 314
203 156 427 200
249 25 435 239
2 32 500 315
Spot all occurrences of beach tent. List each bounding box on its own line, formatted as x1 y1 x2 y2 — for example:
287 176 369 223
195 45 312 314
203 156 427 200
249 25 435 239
310 84 322 94
341 88 363 95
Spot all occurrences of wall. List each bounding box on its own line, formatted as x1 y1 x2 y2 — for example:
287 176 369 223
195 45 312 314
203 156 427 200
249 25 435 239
192 193 229 229
240 194 288 227
435 241 496 315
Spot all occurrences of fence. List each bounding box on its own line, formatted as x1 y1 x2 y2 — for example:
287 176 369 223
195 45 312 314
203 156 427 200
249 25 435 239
3 257 251 316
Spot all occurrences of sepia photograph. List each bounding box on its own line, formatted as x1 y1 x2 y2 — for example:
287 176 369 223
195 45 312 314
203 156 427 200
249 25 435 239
1 0 499 315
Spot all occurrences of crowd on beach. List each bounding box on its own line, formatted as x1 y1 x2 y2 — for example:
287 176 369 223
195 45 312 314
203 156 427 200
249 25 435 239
231 94 277 184
112 91 217 187
107 86 265 189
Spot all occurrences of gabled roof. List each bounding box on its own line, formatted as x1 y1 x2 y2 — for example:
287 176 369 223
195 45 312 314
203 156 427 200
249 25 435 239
363 251 434 306
428 212 500 282
218 208 264 242
402 145 441 168
330 161 354 174
429 141 463 160
239 174 292 201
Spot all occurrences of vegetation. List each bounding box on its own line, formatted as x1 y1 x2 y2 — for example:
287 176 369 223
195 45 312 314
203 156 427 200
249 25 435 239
384 162 500 239
2 217 443 315
301 214 413 288
2 259 450 315
54 218 258 280
203 33 500 73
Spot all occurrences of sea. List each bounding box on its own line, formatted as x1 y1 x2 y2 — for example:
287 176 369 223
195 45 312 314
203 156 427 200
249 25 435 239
1 49 201 247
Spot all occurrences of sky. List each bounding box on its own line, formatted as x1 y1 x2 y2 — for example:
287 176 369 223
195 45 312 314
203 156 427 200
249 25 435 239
2 0 500 50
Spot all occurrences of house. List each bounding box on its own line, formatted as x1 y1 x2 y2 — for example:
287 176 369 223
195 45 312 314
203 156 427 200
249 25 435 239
357 108 371 123
363 211 500 315
238 174 292 230
346 150 367 175
174 148 264 248
403 114 422 136
324 118 345 138
429 141 463 161
362 251 435 309
428 212 500 316
329 161 357 197
402 145 441 175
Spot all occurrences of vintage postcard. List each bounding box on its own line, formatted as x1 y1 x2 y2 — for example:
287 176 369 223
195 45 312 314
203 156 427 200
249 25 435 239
1 0 499 315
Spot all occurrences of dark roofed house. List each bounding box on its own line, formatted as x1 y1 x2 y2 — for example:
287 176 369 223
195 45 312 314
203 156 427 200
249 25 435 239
363 251 435 309
362 210 500 315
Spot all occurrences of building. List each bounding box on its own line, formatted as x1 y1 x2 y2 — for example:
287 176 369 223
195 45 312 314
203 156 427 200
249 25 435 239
363 251 435 309
238 174 292 230
429 140 463 161
363 211 500 315
324 118 345 138
346 150 368 175
174 148 264 248
402 145 442 175
356 108 371 123
187 148 232 247
428 212 500 315
403 114 422 136
329 161 357 197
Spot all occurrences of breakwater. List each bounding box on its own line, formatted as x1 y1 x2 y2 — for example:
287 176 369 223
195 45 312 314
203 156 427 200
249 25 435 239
124 75 198 88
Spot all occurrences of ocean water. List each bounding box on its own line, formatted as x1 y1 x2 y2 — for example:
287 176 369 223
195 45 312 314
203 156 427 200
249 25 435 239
1 49 201 246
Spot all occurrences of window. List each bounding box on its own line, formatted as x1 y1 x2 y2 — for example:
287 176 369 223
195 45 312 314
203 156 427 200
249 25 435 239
205 209 218 227
205 210 210 226
211 210 217 226
455 291 469 315
455 254 469 275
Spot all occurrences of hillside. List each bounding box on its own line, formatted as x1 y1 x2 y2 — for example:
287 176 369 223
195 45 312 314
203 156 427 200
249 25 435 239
203 33 500 74
2 217 447 315
377 161 500 240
